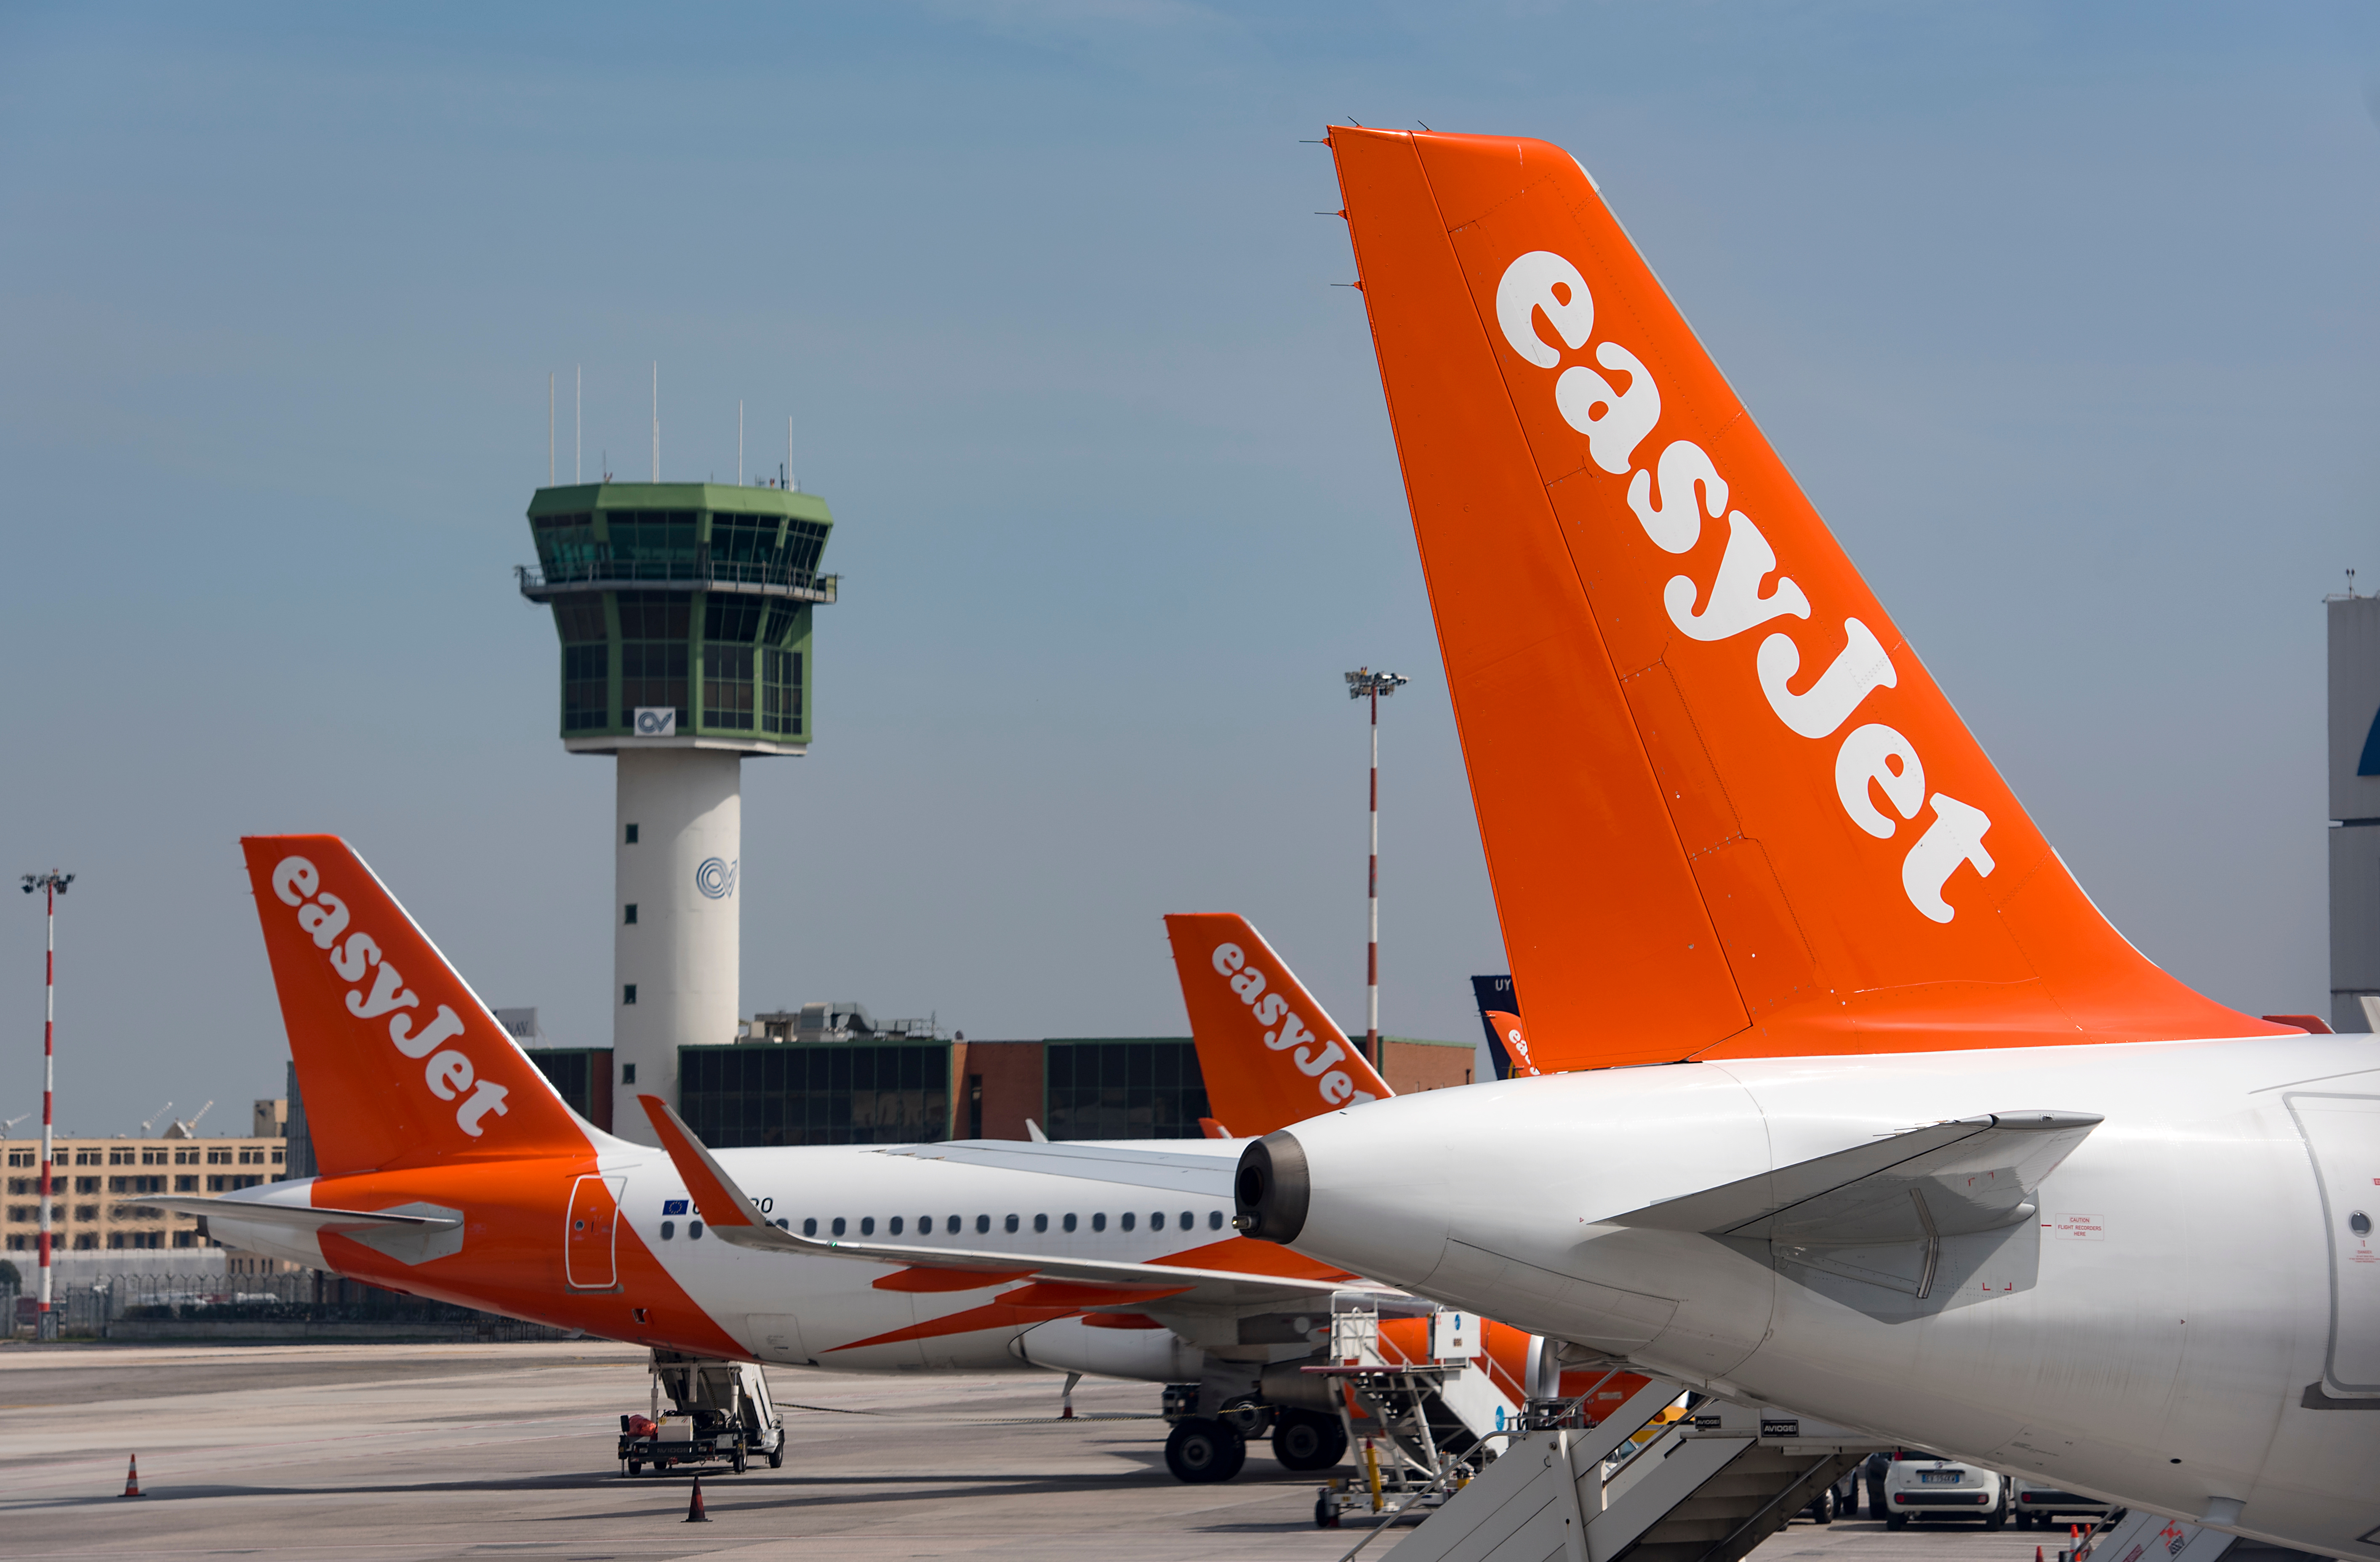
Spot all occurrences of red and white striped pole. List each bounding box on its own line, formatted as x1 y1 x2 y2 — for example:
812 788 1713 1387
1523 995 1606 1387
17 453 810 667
22 870 70 1341
1366 685 1381 1072
1343 671 1407 1072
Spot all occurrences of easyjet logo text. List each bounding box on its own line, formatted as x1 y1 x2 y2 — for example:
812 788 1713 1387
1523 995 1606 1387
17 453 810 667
1495 250 1994 923
271 856 512 1137
1210 942 1378 1111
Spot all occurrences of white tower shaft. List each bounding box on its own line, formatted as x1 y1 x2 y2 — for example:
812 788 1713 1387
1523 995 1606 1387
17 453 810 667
613 748 742 1143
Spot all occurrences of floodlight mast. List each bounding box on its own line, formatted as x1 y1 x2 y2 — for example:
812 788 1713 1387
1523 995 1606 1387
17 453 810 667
19 870 72 1341
1342 669 1409 1070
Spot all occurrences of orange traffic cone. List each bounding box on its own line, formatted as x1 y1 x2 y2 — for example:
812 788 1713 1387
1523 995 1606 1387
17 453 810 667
2037 1548 2045 1562
121 1454 144 1498
684 1473 711 1523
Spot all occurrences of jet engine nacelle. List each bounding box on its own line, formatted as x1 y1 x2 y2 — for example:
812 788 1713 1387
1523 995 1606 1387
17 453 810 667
1012 1317 1203 1382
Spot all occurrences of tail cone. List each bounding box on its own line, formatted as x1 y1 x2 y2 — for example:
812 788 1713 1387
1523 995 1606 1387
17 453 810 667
685 1473 711 1523
121 1454 144 1498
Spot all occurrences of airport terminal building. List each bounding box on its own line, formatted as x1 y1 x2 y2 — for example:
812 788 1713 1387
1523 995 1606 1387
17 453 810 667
518 1005 1474 1147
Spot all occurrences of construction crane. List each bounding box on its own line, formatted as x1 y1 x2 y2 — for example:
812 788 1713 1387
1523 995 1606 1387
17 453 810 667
172 1102 214 1137
0 1113 29 1138
137 1102 174 1136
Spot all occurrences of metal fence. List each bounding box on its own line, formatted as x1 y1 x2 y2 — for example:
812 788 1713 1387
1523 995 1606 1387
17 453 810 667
7 1272 575 1341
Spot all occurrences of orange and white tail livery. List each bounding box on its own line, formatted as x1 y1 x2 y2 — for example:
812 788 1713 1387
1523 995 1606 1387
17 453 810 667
1165 913 1390 1137
1325 128 2279 1068
246 835 592 1173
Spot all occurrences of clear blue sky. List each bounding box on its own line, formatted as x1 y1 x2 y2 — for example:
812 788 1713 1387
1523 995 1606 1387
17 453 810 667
3 3 2375 1135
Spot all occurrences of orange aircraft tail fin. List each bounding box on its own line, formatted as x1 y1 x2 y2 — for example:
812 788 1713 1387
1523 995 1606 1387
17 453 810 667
1165 913 1391 1136
1327 128 2277 1067
242 835 597 1176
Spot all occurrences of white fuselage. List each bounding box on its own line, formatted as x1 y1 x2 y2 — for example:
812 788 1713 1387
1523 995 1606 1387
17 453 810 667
1267 1036 2380 1558
227 1135 1249 1380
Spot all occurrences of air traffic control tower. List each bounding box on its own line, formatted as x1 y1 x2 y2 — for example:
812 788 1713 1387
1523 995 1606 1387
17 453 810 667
519 484 836 1143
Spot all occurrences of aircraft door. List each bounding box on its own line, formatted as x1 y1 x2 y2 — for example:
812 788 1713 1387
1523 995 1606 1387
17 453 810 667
567 1176 626 1291
2287 1093 2380 1394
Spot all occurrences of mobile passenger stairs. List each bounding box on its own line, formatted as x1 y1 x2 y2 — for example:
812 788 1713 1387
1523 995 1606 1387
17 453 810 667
1350 1362 1896 1562
1309 1295 1532 1530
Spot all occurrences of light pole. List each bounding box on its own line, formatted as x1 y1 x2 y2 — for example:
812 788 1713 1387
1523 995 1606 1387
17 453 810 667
20 870 71 1341
1343 669 1409 1072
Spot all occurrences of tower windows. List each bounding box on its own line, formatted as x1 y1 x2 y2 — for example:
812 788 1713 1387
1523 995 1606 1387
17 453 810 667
762 649 802 737
704 646 755 732
621 1063 636 1085
623 985 637 1006
563 643 608 731
624 904 637 925
704 595 765 643
625 824 639 844
552 596 607 642
619 641 687 727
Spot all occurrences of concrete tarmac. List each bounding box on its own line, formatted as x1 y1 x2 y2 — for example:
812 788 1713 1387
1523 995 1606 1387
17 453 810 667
0 1341 2082 1561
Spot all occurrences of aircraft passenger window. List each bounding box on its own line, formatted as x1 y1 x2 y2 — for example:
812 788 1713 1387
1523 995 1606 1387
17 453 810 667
1034 1214 1049 1233
946 1215 961 1235
689 1221 704 1239
889 1216 904 1236
1063 1213 1077 1232
1120 1212 1136 1232
1208 1210 1223 1230
1178 1211 1192 1229
803 1218 817 1237
976 1214 990 1234
1005 1214 1019 1233
775 1219 789 1230
861 1217 875 1236
659 1220 675 1240
832 1217 846 1237
1091 1213 1106 1232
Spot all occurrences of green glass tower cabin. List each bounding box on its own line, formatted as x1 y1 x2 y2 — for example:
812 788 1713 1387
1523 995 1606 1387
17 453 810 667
518 483 836 754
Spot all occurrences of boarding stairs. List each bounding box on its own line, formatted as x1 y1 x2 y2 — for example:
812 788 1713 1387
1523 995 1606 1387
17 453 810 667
2059 1502 2330 1562
1313 1297 1530 1525
1374 1380 1890 1562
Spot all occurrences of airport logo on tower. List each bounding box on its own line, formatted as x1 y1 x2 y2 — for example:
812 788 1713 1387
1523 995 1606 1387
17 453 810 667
696 857 737 900
633 707 677 737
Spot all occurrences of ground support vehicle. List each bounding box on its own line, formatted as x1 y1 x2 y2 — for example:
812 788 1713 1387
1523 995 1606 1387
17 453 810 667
617 1351 784 1477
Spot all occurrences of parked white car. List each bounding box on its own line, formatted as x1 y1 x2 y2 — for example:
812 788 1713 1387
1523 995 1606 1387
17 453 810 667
2012 1478 2115 1529
1881 1451 2007 1529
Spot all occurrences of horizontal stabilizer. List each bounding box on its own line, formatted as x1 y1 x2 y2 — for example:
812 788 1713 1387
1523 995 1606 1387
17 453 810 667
146 1195 462 1235
1610 1112 2101 1244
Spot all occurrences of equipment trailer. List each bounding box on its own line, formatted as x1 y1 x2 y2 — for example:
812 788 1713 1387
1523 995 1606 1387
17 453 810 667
618 1350 785 1476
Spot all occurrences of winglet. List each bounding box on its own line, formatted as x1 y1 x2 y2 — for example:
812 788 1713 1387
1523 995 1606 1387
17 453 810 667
637 1094 773 1236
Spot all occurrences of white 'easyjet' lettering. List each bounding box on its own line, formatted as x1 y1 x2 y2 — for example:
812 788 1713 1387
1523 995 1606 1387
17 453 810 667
271 855 511 1139
1493 251 1996 923
1211 942 1375 1112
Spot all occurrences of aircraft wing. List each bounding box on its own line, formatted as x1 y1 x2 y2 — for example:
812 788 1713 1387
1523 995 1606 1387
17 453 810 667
1607 1110 2102 1243
639 1095 1374 1309
144 1194 462 1235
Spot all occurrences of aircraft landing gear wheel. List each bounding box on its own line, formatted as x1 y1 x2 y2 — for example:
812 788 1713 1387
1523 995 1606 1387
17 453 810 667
1272 1408 1348 1472
1165 1416 1246 1483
